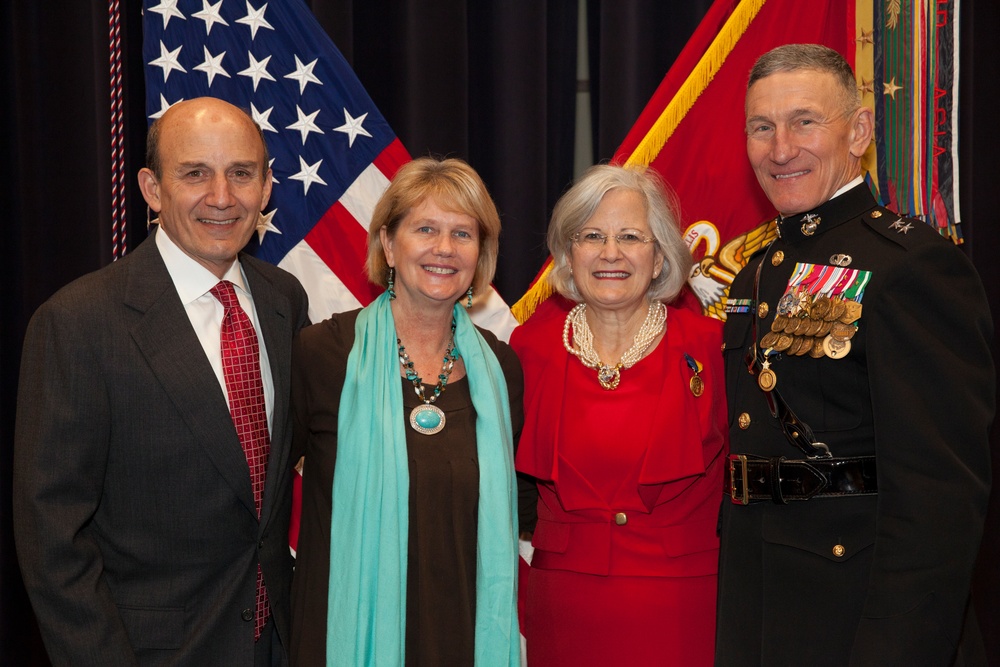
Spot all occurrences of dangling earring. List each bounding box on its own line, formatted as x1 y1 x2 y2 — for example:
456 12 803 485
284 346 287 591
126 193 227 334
465 286 474 310
387 267 396 300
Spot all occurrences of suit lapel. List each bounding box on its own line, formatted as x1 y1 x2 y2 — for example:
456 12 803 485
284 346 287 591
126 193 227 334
242 257 293 530
124 239 257 516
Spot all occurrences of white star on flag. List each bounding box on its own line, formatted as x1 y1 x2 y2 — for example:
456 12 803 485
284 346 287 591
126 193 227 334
286 105 324 145
256 208 282 243
192 0 228 35
235 1 274 40
141 0 517 340
289 156 327 195
238 53 275 92
149 41 186 82
147 0 185 29
193 46 230 86
149 93 182 120
251 103 277 133
284 55 322 95
333 109 373 147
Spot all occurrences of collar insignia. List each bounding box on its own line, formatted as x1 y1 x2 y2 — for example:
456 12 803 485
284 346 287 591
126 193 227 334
801 213 821 236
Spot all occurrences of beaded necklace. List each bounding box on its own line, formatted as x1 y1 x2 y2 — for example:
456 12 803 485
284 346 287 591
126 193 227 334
397 317 458 435
562 301 666 390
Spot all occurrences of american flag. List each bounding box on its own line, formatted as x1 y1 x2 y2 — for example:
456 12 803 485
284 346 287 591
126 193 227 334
141 0 517 335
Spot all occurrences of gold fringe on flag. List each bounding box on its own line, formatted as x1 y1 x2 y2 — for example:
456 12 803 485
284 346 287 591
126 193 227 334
511 259 554 324
625 0 767 167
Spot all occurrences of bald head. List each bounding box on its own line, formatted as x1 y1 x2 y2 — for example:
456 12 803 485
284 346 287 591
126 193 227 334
145 97 269 179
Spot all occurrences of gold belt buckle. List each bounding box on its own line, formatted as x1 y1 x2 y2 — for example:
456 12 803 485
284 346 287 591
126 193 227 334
729 454 750 505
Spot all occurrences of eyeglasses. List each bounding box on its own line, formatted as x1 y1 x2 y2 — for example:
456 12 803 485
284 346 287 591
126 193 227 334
570 231 656 247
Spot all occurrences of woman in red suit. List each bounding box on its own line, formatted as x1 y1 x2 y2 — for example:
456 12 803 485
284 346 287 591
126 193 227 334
513 165 727 665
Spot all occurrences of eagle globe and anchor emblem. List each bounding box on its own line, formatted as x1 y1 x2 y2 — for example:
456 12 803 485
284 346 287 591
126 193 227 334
683 219 778 321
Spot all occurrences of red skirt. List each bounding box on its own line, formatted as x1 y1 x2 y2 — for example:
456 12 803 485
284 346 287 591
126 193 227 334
524 567 716 666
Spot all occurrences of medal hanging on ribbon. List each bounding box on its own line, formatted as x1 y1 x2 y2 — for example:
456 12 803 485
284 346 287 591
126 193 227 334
684 353 705 397
757 347 777 392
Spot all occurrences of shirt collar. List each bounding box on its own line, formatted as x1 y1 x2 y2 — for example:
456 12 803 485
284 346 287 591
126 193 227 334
831 175 864 200
155 225 249 304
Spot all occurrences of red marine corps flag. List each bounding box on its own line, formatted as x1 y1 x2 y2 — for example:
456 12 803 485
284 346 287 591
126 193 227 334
613 0 850 318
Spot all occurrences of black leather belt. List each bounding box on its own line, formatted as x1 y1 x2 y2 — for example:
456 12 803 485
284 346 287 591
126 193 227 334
728 454 877 505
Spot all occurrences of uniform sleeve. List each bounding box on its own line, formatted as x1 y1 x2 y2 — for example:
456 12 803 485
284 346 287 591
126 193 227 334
13 300 139 667
850 242 994 664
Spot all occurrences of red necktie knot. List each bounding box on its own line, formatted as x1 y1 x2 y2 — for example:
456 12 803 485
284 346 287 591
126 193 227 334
210 279 241 310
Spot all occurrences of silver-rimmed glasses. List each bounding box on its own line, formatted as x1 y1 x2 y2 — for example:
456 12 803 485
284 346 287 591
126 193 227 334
570 230 656 248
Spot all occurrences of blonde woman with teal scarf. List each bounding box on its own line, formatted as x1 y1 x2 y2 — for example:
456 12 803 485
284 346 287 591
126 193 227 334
289 157 531 666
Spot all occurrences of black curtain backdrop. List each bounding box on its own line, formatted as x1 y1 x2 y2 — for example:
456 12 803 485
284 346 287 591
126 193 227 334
1 1 996 664
310 0 712 301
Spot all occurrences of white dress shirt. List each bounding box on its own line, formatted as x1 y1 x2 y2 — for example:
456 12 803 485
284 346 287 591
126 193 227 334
155 226 275 430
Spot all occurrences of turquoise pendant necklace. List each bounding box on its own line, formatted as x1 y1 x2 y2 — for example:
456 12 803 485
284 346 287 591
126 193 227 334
398 318 458 435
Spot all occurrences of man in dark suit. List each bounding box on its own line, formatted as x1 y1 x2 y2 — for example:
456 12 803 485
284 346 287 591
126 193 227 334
14 97 309 665
717 45 994 665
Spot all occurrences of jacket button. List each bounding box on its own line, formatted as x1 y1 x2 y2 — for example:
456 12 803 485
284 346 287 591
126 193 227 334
614 512 627 526
738 412 751 430
259 539 265 550
757 302 769 318
832 544 846 558
242 608 254 622
771 250 784 266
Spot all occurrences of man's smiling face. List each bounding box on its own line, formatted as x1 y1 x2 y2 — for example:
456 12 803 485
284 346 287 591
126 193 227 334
745 69 871 217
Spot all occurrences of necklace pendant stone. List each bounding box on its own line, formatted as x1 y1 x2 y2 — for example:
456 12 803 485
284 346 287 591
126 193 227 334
410 404 446 435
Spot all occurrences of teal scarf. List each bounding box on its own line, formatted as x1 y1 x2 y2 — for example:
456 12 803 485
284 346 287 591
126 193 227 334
327 292 520 666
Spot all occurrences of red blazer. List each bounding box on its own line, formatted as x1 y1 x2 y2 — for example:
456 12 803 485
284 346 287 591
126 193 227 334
512 297 728 578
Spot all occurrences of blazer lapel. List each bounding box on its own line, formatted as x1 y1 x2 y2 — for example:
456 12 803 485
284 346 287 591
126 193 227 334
635 311 712 508
124 239 257 516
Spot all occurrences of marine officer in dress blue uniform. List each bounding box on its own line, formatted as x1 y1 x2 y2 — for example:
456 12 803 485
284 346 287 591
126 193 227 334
715 44 994 667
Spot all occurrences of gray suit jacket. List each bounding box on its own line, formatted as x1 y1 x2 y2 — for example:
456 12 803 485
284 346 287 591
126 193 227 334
13 233 309 666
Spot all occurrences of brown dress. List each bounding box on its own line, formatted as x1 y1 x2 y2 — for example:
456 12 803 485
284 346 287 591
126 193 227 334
288 310 528 666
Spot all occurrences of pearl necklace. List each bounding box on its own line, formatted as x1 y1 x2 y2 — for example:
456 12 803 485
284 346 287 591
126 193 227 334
562 301 666 390
398 318 458 435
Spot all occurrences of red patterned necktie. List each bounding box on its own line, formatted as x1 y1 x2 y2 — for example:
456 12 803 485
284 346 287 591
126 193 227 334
210 280 270 641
